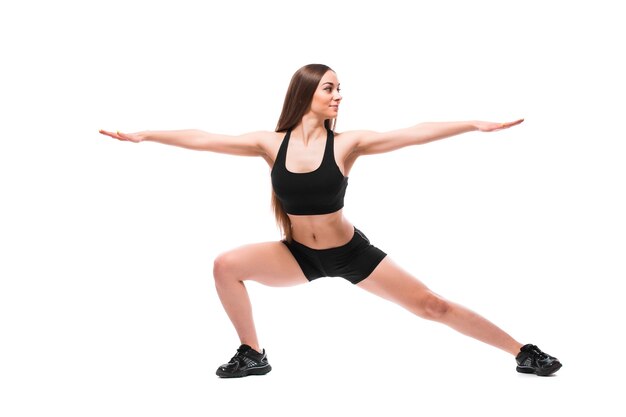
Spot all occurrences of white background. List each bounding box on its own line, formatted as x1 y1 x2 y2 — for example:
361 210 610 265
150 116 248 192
1 0 624 415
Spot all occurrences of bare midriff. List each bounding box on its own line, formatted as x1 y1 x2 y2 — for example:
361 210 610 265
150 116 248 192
288 209 354 249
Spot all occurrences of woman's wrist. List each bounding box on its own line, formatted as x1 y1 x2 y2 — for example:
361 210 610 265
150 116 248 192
135 131 150 142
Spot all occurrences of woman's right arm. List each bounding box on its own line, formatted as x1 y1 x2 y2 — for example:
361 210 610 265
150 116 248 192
98 129 273 157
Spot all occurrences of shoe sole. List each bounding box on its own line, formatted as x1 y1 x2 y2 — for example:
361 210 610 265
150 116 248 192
516 362 562 376
216 364 272 378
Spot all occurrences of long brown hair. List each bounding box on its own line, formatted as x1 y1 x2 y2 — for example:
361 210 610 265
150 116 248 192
272 64 337 242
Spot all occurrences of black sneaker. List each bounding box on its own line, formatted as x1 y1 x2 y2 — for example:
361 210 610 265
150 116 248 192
216 344 272 378
515 344 562 376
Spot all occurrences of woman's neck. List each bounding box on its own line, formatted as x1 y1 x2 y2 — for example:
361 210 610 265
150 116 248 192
294 115 326 146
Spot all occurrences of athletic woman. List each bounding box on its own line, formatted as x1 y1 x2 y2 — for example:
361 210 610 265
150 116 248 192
99 63 561 378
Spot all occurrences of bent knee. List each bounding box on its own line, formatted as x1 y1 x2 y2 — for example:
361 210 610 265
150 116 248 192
418 292 450 320
213 251 242 284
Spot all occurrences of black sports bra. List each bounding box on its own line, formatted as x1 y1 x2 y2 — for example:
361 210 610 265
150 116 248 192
271 128 348 215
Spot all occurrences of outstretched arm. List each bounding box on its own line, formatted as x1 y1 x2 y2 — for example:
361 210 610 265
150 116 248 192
349 119 524 156
98 129 274 157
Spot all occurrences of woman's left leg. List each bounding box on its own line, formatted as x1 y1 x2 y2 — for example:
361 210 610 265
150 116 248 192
357 256 523 356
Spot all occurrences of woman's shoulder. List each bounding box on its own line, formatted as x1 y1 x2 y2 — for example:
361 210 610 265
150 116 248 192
334 129 376 144
249 131 288 161
239 130 285 145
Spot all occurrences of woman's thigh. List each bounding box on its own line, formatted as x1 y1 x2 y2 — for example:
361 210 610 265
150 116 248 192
356 256 433 311
214 241 309 287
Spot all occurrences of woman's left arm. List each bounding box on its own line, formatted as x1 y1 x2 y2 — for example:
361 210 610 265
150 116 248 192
350 119 524 156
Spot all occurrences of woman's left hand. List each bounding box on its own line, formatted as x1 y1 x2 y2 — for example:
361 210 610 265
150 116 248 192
98 129 143 143
475 119 524 132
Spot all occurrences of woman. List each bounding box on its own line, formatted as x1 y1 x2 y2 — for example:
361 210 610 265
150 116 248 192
99 63 561 378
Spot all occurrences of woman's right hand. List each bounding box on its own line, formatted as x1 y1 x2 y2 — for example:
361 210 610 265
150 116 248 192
98 129 143 143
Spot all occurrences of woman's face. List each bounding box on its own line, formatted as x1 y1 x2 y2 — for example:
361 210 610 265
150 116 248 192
309 70 342 119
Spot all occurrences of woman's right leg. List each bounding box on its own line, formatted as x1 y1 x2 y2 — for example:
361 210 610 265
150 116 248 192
213 241 309 352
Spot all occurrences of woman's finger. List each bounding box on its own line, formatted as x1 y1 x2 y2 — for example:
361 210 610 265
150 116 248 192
504 118 524 128
98 129 126 140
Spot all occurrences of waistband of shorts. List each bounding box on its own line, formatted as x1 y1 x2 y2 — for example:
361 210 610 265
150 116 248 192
288 226 362 253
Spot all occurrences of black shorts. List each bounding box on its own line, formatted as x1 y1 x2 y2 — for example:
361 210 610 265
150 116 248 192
282 227 387 285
